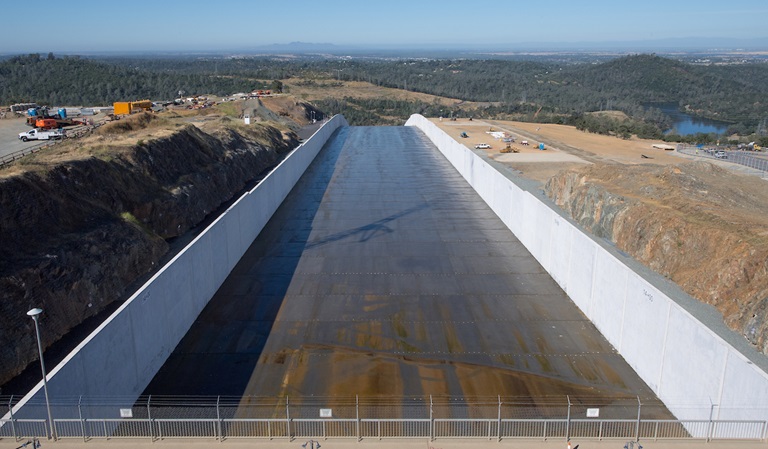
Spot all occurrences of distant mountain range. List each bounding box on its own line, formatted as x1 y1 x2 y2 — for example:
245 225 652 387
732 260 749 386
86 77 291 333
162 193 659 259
2 38 766 59
237 38 768 55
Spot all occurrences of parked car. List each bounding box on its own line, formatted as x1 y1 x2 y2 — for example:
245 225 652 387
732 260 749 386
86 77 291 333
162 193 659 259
715 150 728 159
475 143 491 149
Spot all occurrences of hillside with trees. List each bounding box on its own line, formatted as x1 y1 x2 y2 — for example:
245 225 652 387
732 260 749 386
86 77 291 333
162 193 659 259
0 54 264 105
2 53 767 142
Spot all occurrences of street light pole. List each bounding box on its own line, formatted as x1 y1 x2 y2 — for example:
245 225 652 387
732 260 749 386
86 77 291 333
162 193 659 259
27 308 55 440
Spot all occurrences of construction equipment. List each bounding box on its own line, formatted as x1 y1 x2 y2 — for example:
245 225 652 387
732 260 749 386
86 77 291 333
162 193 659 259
35 118 58 129
25 107 86 128
500 144 519 153
113 100 152 116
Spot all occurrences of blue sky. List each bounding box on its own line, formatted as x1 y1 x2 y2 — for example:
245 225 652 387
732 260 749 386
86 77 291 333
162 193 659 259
2 0 767 53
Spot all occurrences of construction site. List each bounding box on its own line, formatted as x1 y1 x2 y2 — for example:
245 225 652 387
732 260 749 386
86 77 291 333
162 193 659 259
1 90 768 446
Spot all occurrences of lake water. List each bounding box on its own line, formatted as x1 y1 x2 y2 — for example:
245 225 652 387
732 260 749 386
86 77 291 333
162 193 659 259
652 103 731 136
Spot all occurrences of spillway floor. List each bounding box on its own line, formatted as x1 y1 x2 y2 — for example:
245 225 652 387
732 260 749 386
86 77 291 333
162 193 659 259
144 126 662 409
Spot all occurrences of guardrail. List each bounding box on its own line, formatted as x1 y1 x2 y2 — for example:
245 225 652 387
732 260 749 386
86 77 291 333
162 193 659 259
2 395 767 442
0 141 51 167
2 416 765 442
677 145 768 178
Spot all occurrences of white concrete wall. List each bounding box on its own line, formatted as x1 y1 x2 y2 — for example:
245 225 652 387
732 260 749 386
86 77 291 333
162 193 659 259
405 114 768 428
8 116 348 419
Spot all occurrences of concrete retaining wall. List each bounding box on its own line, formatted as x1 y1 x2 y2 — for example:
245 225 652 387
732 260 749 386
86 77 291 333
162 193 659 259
9 116 349 419
405 114 768 426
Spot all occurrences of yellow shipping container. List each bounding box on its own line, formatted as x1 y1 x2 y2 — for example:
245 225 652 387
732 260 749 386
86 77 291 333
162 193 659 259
113 100 151 115
113 102 131 115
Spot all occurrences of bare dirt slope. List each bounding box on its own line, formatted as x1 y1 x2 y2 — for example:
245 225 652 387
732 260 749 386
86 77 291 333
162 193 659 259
546 162 768 352
434 118 691 182
434 117 768 356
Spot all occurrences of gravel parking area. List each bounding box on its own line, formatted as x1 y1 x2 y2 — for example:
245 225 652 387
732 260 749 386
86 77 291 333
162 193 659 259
0 116 43 159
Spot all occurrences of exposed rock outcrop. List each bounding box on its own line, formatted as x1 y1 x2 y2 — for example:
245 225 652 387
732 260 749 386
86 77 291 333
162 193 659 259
0 123 297 386
545 161 768 353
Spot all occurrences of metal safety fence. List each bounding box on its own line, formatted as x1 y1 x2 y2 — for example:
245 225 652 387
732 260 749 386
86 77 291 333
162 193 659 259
2 395 768 442
0 142 51 167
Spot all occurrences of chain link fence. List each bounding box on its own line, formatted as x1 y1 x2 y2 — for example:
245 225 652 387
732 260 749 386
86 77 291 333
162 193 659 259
3 394 768 442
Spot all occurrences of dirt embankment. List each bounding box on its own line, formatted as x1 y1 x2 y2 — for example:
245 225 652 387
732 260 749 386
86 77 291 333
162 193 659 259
545 161 768 352
0 116 298 387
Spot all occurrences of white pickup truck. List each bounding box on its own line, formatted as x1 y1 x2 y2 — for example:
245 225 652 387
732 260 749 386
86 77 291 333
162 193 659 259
18 128 65 142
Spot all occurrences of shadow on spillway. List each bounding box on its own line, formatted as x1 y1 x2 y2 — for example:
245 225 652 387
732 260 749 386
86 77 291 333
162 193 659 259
304 203 428 249
142 127 349 396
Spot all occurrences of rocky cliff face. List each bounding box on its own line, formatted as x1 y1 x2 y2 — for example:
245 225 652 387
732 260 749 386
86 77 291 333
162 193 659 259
0 122 297 387
545 161 768 354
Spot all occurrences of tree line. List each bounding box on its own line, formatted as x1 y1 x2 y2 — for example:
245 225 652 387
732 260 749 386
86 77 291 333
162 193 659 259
0 54 268 105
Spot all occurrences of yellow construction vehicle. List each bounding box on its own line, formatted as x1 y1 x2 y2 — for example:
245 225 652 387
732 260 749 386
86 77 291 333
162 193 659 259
500 144 519 153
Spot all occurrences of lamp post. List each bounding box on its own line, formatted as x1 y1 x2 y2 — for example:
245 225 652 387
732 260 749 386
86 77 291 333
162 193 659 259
27 308 55 440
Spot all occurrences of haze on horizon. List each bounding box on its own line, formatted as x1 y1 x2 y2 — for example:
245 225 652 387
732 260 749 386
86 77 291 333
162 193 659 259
1 0 767 54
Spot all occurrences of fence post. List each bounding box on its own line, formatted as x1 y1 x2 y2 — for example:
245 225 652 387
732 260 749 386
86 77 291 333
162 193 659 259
635 396 641 442
79 395 86 442
430 395 434 442
762 420 768 441
497 395 502 442
216 395 222 442
356 395 360 442
8 395 17 441
286 396 291 441
566 395 571 443
147 395 153 441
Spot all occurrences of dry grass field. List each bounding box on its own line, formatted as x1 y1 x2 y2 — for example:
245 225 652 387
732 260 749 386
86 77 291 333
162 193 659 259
286 79 488 107
432 118 694 183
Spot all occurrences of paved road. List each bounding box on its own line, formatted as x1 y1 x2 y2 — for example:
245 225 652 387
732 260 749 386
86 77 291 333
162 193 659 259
297 120 326 140
0 117 42 159
144 126 661 414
